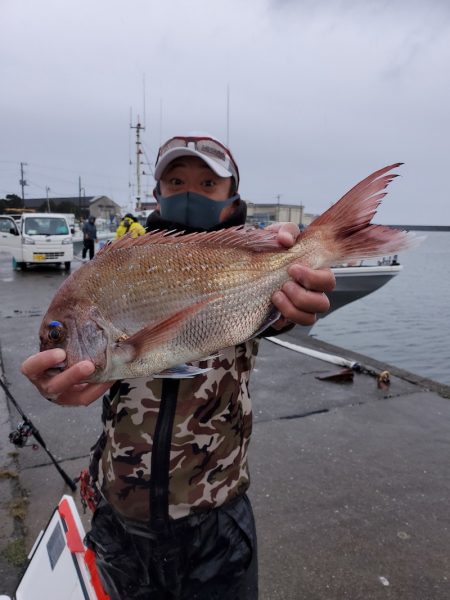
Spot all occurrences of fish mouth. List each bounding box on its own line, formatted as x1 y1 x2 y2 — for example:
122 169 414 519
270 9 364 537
45 361 67 376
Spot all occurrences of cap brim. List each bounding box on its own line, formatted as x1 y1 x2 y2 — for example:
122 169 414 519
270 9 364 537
154 147 233 181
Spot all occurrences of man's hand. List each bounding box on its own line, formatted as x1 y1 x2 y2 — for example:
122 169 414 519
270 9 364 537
266 222 336 328
21 349 113 406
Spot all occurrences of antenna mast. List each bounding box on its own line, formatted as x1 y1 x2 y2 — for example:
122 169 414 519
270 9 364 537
130 117 145 211
226 84 230 147
129 77 148 213
143 74 146 130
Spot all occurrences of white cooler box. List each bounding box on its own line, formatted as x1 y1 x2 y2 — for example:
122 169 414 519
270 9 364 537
9 495 108 600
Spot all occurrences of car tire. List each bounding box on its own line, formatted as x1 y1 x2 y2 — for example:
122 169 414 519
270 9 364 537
17 262 27 270
64 262 71 271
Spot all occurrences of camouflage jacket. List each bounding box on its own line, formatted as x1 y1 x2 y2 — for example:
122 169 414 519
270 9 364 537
89 340 259 523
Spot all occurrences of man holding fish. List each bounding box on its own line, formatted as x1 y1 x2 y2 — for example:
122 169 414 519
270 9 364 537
21 134 409 598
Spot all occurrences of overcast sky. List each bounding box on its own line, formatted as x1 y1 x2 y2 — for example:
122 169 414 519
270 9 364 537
1 0 449 224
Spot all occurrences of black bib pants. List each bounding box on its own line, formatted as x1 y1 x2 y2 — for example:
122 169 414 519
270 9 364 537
85 494 258 600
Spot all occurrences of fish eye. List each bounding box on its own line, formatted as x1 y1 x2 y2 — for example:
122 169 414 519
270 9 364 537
47 321 65 343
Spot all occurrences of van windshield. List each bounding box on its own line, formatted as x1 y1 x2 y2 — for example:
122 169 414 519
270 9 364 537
24 217 69 236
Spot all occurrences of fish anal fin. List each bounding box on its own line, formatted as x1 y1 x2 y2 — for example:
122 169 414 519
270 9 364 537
153 364 212 379
251 306 281 338
113 298 215 363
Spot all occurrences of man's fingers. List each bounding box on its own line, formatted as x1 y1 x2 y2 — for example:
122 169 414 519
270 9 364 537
271 265 335 327
288 264 336 293
21 350 97 402
44 362 96 397
272 290 322 326
265 222 300 248
21 349 66 380
21 350 110 407
277 229 296 248
282 282 331 314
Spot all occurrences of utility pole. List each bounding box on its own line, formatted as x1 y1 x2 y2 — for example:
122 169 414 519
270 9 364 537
276 194 281 221
46 186 51 212
20 162 28 201
130 118 145 212
78 176 83 218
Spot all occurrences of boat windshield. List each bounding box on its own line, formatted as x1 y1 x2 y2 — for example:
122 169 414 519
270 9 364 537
24 217 69 236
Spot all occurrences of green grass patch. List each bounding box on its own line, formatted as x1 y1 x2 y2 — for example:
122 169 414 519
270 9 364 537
1 538 27 567
8 496 29 522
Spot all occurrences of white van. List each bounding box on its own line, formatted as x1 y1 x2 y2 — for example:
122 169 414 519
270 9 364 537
0 213 74 271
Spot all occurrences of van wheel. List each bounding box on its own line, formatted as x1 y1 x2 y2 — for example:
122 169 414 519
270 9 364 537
64 262 71 271
17 262 27 270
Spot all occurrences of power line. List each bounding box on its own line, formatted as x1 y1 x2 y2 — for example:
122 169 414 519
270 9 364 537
28 162 127 181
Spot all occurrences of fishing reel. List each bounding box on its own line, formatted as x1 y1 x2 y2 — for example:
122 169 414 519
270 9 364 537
9 421 38 450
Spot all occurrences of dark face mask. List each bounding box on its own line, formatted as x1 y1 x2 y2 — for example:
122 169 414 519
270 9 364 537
157 191 240 230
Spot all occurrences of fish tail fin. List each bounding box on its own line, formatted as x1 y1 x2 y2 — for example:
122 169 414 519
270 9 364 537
300 163 419 266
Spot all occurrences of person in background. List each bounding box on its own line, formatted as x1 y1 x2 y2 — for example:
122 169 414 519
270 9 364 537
115 213 134 238
82 215 97 261
129 215 146 237
116 213 146 238
21 134 335 599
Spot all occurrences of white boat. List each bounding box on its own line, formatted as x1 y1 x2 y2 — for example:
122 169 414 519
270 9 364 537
325 261 401 318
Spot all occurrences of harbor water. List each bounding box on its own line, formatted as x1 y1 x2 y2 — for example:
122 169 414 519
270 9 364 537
311 231 450 386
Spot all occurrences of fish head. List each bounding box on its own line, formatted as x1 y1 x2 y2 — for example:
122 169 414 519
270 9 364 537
39 301 111 376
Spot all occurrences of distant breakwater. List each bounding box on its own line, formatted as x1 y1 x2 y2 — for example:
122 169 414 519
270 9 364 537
389 225 450 231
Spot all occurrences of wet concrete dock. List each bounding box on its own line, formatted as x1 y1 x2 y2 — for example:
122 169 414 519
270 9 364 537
1 251 449 599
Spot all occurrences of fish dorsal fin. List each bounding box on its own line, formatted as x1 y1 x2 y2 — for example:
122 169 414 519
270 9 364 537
96 226 283 256
175 227 282 251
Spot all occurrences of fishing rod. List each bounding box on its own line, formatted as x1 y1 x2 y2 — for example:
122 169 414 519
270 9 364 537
266 336 361 368
0 377 77 492
266 336 385 380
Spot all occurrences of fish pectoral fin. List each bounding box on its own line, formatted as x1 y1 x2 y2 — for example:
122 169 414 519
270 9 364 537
251 306 281 338
198 351 223 362
112 299 213 363
153 364 212 379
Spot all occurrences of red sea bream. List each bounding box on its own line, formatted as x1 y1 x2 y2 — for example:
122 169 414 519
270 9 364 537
39 164 414 381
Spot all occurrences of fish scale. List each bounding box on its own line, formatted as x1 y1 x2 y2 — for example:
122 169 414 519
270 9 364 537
39 163 416 382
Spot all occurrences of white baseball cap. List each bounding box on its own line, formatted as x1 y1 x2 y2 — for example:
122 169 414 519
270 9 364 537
154 134 240 189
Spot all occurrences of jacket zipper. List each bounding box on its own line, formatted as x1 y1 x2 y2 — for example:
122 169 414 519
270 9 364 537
150 379 180 534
